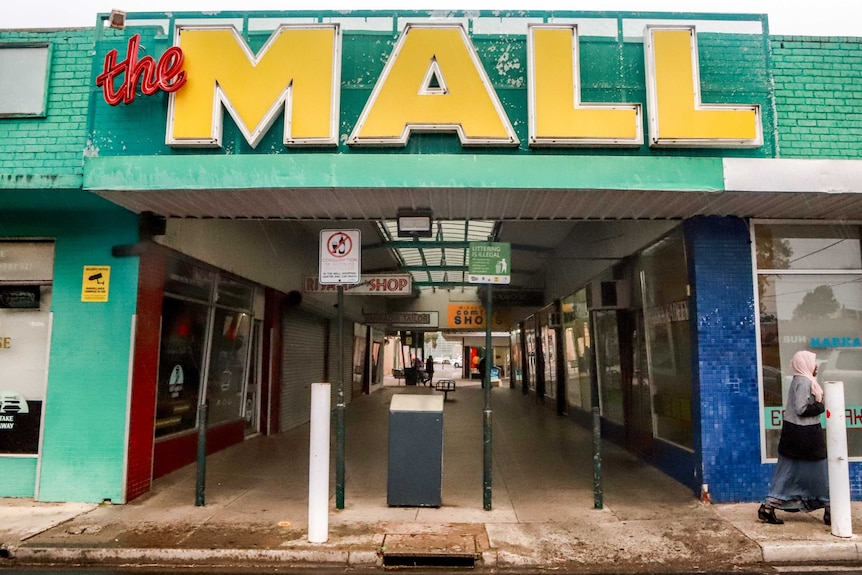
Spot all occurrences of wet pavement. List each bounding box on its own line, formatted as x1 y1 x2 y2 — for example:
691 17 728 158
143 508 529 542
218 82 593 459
1 379 860 572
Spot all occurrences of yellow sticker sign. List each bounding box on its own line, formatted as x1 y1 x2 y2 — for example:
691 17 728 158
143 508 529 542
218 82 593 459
82 266 110 302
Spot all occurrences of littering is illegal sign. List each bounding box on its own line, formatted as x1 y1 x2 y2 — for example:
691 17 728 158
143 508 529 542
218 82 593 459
319 229 361 285
468 242 511 284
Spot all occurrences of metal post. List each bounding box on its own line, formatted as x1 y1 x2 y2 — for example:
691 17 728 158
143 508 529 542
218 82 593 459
483 285 493 510
825 380 852 537
308 383 331 543
592 406 602 509
588 311 603 510
336 285 346 510
195 403 207 507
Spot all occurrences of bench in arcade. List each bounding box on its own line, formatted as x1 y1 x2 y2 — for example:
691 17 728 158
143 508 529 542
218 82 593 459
434 379 456 401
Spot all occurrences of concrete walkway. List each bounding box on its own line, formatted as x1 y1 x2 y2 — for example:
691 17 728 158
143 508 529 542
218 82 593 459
2 383 860 572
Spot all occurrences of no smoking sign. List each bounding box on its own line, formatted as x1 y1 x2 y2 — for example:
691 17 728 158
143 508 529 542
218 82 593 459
319 229 361 285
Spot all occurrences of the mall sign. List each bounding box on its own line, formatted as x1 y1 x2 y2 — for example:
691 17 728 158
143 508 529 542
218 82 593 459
96 23 763 149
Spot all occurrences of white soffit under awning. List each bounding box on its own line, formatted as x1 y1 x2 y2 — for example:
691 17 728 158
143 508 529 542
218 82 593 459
723 158 862 194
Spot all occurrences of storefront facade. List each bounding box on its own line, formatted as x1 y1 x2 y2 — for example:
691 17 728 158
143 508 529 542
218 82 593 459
2 10 862 504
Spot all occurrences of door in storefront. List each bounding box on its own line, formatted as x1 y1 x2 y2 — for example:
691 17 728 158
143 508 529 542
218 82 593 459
244 319 262 437
620 310 654 455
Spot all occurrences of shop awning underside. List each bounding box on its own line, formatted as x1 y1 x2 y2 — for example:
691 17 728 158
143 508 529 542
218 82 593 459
92 186 862 221
86 155 862 294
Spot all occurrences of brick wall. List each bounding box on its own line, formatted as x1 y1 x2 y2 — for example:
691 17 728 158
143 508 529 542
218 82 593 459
0 29 93 183
771 36 862 158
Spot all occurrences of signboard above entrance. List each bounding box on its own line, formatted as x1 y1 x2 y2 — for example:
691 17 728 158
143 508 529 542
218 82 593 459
304 274 412 295
91 11 771 156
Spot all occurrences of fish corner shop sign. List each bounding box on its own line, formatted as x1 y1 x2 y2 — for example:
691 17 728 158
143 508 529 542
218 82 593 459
95 18 764 151
319 229 361 285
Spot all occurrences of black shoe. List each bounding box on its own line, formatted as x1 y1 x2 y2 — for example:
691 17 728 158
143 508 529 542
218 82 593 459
758 504 784 525
824 508 831 526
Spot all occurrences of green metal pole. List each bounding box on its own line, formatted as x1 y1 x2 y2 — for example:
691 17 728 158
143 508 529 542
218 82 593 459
336 285 345 510
483 285 493 510
592 406 602 509
588 311 603 510
195 403 207 507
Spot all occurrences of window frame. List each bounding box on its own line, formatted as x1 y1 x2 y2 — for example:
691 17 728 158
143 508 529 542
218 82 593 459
0 42 52 118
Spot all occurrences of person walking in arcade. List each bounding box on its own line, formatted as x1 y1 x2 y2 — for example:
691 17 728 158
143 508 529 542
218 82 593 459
759 350 830 526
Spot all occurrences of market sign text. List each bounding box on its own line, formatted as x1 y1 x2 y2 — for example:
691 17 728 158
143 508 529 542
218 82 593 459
99 23 762 149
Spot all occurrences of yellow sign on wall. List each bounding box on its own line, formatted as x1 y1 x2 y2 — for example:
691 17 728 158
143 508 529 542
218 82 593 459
81 266 111 302
447 303 509 329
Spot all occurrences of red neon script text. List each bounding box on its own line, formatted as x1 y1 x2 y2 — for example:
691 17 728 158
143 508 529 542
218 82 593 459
96 34 186 106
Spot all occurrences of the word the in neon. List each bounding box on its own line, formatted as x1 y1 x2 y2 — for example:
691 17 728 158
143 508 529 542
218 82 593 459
96 34 186 106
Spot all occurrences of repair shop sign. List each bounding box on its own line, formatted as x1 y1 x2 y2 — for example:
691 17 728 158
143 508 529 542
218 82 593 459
303 274 412 295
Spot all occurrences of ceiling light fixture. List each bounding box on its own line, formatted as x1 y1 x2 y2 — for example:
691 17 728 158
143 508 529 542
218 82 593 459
396 208 433 238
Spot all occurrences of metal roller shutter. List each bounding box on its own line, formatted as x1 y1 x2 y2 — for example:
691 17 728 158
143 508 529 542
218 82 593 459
280 309 328 432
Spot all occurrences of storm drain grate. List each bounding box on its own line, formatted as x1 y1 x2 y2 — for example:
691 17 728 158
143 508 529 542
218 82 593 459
382 533 478 569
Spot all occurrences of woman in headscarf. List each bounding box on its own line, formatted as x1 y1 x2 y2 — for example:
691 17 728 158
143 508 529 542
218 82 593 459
759 350 830 525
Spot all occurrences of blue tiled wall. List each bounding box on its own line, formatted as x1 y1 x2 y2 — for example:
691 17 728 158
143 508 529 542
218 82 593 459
685 216 772 503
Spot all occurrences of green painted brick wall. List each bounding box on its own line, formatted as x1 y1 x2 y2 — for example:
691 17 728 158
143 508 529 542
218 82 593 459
771 36 862 158
0 28 94 188
1 29 140 502
0 202 139 502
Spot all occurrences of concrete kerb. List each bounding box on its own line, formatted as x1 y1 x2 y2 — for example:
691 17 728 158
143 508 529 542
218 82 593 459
760 540 862 563
8 546 364 568
7 534 862 571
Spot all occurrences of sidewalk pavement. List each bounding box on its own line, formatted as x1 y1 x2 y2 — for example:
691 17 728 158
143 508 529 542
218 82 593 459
2 384 861 572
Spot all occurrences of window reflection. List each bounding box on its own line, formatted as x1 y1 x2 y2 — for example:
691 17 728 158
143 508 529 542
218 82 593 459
156 258 256 439
641 229 693 450
562 290 591 410
756 224 862 270
759 272 862 457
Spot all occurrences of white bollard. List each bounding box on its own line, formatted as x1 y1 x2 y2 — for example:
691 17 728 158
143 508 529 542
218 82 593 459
308 382 331 543
824 380 852 538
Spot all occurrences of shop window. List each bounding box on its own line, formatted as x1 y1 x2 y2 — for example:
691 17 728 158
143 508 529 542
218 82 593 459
755 224 862 270
156 258 256 438
756 230 862 459
541 319 556 400
216 276 254 310
524 318 537 392
641 229 693 450
0 241 54 455
164 258 214 302
509 329 522 387
595 310 624 425
206 308 251 426
155 298 208 438
561 290 591 411
0 44 50 117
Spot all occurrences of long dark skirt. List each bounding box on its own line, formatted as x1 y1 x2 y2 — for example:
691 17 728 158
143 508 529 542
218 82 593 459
765 455 829 511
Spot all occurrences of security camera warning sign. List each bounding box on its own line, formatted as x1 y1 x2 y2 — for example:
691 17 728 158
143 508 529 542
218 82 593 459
82 266 111 302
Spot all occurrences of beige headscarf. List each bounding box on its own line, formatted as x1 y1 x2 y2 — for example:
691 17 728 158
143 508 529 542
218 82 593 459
790 350 824 403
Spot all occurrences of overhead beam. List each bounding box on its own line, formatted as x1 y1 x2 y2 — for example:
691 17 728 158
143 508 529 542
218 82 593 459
364 241 553 251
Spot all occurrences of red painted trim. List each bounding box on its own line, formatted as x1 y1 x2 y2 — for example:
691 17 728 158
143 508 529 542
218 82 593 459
152 420 245 479
262 288 284 435
125 249 165 502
